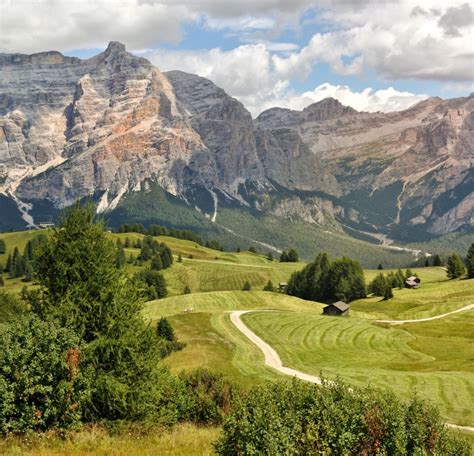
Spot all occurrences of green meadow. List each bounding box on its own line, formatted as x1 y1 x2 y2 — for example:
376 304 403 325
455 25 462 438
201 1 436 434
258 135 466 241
1 229 473 434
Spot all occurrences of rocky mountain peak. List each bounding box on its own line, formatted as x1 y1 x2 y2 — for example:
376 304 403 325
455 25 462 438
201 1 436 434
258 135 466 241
104 41 127 56
302 97 358 121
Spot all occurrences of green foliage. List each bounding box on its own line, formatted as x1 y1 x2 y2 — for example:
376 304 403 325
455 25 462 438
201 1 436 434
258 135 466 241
215 379 470 455
466 243 474 279
24 202 177 423
0 239 5 254
139 236 173 269
287 249 299 262
447 253 466 279
266 251 273 261
242 281 252 291
178 369 240 425
287 253 366 303
135 269 168 300
279 250 288 262
384 284 394 300
0 316 91 434
183 285 191 294
263 280 275 292
378 263 383 270
156 317 175 342
248 247 257 254
433 254 442 266
369 272 388 296
0 291 27 324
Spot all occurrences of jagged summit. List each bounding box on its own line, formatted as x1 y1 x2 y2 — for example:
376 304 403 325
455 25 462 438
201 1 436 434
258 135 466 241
0 43 472 240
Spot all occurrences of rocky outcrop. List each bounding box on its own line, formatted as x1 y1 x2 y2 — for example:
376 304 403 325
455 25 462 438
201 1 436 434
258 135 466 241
0 42 472 240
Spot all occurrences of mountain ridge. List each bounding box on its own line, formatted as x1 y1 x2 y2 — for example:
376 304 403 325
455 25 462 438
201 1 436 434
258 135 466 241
0 42 472 254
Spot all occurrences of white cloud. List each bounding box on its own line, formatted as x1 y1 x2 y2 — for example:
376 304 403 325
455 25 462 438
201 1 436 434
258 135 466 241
149 45 428 116
0 0 195 53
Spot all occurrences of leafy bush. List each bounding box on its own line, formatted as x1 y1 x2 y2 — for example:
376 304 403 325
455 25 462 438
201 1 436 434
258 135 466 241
215 379 470 455
0 317 91 434
179 369 240 425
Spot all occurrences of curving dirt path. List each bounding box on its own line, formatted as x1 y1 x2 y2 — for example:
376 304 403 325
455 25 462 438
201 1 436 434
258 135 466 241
374 303 474 325
230 310 322 385
230 306 474 432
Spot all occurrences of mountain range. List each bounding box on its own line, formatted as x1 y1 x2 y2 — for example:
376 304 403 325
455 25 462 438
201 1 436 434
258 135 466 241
1 42 472 264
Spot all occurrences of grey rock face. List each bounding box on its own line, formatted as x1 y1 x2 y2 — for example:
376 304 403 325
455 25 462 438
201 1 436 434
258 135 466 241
0 42 472 239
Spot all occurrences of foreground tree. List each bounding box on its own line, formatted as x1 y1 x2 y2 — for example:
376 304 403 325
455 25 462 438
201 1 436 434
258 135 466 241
446 253 466 279
25 202 177 423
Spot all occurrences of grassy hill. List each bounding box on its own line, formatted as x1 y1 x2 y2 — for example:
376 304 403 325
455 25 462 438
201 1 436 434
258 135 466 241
1 228 473 430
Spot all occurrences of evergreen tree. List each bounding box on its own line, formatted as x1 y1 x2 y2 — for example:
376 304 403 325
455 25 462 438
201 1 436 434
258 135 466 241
150 254 163 271
404 269 413 280
287 249 299 263
0 239 6 254
377 263 383 270
177 254 183 263
396 269 405 289
432 254 442 266
267 252 274 262
242 281 252 291
115 243 126 269
0 275 3 287
446 253 466 279
383 284 394 300
466 243 474 279
248 247 257 254
156 317 175 342
263 280 275 292
124 237 131 248
5 254 11 273
369 273 388 296
424 258 430 267
183 285 191 294
280 251 289 262
236 246 241 253
23 263 34 282
26 202 174 421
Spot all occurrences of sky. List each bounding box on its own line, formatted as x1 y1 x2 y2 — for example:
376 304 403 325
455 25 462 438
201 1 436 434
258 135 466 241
0 0 473 117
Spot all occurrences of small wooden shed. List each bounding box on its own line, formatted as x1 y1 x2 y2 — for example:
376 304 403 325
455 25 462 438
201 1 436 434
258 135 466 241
323 301 350 316
405 276 421 289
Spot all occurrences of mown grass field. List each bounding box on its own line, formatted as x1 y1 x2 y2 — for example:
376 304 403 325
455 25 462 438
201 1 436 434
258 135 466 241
1 229 473 434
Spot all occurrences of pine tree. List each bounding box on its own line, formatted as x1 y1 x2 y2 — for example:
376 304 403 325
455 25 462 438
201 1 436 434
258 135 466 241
26 202 173 421
236 246 241 253
5 254 12 273
156 317 175 342
263 280 275 292
0 275 4 287
151 254 163 271
466 243 474 279
287 249 299 263
280 251 289 262
447 253 466 279
243 281 252 291
183 285 191 294
248 247 257 254
124 237 131 248
0 239 6 254
267 252 274 262
177 254 183 263
432 254 442 266
383 284 394 300
115 243 126 268
369 273 388 296
424 258 430 267
377 263 383 270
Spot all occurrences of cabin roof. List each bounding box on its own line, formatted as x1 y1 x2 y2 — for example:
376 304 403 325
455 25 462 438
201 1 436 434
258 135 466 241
327 301 349 312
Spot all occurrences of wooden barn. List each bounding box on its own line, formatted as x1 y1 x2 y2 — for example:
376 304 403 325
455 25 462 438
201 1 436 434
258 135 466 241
323 301 349 316
405 276 421 289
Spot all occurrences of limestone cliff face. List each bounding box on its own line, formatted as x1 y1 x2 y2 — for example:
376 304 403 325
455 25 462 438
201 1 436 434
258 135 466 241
0 42 472 239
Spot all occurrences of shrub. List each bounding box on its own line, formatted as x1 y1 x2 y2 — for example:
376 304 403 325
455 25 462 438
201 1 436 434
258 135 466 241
0 317 91 434
215 379 470 455
179 369 240 425
242 281 252 291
